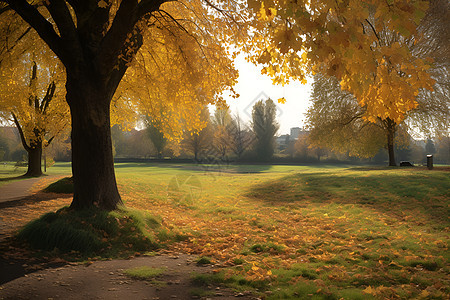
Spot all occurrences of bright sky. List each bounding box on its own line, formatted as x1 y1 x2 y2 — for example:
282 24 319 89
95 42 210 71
222 54 313 135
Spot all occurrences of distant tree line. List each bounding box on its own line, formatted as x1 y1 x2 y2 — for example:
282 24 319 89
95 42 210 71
1 96 448 167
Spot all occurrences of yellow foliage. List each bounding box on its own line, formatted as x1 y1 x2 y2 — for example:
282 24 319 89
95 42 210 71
115 0 239 140
246 0 434 124
0 20 70 148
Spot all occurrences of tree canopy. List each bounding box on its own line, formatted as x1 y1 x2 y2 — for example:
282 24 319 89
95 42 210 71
246 0 435 124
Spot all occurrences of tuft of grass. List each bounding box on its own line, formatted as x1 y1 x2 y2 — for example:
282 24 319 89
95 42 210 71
124 266 166 280
43 177 74 193
196 256 212 265
233 258 245 265
250 242 285 254
191 271 267 291
407 260 440 271
16 206 177 258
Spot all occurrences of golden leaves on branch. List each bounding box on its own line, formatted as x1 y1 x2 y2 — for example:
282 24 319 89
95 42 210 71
114 0 239 140
247 0 434 123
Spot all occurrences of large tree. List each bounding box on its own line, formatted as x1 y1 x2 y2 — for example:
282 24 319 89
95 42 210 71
246 0 435 155
182 106 213 162
10 62 67 176
1 0 243 210
229 112 253 160
211 107 233 161
0 31 69 175
251 99 279 161
306 74 404 165
145 117 167 159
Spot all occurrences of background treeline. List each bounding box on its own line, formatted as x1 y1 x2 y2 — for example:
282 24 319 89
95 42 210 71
2 97 446 166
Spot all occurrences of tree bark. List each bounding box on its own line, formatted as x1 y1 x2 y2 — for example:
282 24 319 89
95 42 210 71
386 118 397 167
12 113 43 177
66 76 122 210
25 143 43 177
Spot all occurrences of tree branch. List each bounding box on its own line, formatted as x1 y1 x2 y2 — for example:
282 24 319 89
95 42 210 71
137 0 168 20
365 19 381 45
5 0 67 63
11 112 31 152
97 1 140 87
46 136 55 147
46 0 81 55
41 82 56 114
340 113 364 126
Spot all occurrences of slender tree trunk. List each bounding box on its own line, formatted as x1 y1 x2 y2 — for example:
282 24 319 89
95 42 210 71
66 77 122 211
25 143 43 177
386 119 397 167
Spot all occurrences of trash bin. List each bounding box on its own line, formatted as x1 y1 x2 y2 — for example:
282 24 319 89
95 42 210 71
427 155 433 170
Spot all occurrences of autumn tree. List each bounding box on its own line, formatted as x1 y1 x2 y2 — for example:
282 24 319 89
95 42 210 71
229 112 253 160
1 0 245 210
144 117 167 159
211 107 233 161
305 0 449 166
0 28 69 176
251 99 279 161
2 0 438 209
182 106 213 162
306 74 395 163
246 0 435 165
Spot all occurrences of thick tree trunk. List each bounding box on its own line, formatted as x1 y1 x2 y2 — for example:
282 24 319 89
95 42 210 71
386 119 397 167
66 77 122 211
25 144 43 177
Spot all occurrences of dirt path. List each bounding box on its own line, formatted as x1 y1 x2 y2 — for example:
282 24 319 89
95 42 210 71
0 177 44 203
0 254 255 300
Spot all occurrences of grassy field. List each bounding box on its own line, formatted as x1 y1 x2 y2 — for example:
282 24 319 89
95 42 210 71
0 162 28 187
14 163 450 298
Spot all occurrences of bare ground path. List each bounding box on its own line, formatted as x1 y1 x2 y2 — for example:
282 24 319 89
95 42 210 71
0 177 44 203
0 253 254 300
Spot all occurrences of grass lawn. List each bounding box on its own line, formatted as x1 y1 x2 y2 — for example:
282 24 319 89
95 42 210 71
34 163 450 298
0 162 28 187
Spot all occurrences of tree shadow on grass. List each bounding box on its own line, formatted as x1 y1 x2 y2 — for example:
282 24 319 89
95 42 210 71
245 171 450 225
0 192 72 210
114 162 274 174
0 175 27 182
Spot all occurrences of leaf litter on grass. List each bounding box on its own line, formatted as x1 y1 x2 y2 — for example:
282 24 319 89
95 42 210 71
118 165 449 299
2 164 449 299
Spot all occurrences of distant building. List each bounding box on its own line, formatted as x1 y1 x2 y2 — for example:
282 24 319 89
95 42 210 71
290 127 302 140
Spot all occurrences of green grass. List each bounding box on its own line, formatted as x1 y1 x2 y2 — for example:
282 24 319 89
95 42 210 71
124 266 166 280
13 162 450 298
17 206 179 258
0 162 29 187
196 256 213 265
43 176 74 193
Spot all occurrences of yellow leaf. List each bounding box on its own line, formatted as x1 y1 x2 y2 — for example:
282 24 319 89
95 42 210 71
363 286 375 295
98 0 108 8
277 97 286 104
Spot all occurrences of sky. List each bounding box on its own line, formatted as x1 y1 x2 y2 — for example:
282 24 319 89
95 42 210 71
221 54 313 135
